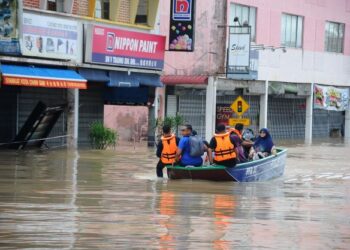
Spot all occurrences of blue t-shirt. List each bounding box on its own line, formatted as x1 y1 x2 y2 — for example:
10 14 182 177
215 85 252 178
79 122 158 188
178 136 203 166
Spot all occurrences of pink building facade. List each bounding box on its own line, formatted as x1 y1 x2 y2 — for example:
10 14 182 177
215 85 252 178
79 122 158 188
159 0 350 142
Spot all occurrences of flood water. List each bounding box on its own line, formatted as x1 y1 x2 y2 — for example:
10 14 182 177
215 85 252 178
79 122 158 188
0 142 350 249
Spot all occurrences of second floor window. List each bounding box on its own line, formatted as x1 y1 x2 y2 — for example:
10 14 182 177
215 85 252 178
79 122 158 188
325 21 345 53
135 0 148 24
281 13 303 48
95 0 110 20
47 0 64 12
231 3 257 42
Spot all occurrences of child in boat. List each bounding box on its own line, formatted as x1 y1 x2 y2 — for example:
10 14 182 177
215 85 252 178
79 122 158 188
249 128 277 160
208 124 237 168
156 125 180 177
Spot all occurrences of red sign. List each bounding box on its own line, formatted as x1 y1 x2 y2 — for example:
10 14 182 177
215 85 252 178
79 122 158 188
216 104 232 126
87 25 166 70
2 76 87 89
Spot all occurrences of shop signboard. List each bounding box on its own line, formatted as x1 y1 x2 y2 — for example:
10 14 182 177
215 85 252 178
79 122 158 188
216 104 232 126
314 84 349 111
169 0 195 51
21 13 79 61
85 25 166 70
0 0 20 55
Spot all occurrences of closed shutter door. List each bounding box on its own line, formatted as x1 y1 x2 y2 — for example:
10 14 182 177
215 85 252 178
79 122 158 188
268 97 306 140
18 88 67 148
217 95 260 133
313 110 344 137
178 90 206 139
79 83 104 146
166 95 177 117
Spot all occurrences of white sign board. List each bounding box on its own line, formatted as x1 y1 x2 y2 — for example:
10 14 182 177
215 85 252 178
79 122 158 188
228 33 250 67
21 13 79 61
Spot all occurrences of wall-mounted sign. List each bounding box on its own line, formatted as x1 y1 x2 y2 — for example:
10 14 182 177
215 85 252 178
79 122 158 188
85 25 165 70
0 0 20 55
169 0 195 51
21 13 79 61
216 104 232 126
314 84 349 111
227 27 251 74
229 118 250 126
231 96 250 117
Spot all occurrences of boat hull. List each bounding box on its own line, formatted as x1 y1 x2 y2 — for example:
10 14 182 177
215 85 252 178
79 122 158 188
166 149 287 182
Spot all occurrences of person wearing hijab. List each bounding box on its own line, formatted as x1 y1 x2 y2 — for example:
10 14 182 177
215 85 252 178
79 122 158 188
249 128 277 160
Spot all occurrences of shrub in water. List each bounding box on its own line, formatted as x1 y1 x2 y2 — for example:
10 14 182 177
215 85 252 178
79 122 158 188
89 121 118 149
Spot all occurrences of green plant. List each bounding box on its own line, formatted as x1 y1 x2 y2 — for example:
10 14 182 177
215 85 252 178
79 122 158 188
89 121 118 149
156 114 184 140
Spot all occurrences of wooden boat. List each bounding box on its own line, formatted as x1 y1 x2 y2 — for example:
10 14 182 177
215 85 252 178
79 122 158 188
166 148 287 182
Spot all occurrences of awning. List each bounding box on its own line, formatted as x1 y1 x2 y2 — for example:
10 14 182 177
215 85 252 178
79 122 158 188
78 68 109 83
161 75 208 85
1 64 87 89
108 71 163 88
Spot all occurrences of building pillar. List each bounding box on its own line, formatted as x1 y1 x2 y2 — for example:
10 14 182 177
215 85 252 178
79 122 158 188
205 76 217 141
305 83 314 145
345 108 350 142
67 89 79 149
259 80 268 129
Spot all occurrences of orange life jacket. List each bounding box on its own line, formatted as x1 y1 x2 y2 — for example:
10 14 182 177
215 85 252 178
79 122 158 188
161 134 177 164
229 128 242 140
214 132 236 162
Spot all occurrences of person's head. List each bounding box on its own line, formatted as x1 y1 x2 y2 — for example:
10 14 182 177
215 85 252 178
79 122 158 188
162 124 171 136
235 123 244 133
216 124 226 134
181 124 192 136
259 128 270 138
192 130 198 136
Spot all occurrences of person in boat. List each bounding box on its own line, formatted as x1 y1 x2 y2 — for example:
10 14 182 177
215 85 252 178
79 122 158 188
229 123 254 163
208 124 237 168
175 124 208 167
249 128 277 160
156 125 180 177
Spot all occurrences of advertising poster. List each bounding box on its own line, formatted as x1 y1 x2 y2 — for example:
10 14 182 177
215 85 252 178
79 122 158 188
22 13 79 61
86 25 166 70
216 104 232 126
0 0 20 55
314 84 349 111
169 0 195 51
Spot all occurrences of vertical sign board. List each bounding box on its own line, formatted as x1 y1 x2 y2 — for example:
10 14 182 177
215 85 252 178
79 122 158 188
21 13 80 61
0 0 20 55
85 25 166 70
216 104 232 126
169 0 195 51
227 28 251 74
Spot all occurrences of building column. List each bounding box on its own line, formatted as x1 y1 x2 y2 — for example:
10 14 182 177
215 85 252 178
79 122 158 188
305 83 314 144
345 108 350 142
259 80 268 129
205 76 217 141
67 89 79 149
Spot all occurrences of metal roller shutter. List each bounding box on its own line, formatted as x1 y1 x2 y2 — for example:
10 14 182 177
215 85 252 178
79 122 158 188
18 88 67 148
267 97 306 140
313 110 344 137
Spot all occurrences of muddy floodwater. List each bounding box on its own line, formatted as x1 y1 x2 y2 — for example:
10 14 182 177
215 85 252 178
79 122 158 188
0 141 350 249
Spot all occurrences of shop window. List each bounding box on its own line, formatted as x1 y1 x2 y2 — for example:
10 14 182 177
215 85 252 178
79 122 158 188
281 13 303 48
47 0 64 12
95 0 110 19
325 21 345 53
231 3 257 42
135 0 148 24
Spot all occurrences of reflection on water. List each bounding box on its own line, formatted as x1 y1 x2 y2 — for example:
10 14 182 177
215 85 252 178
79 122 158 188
0 142 350 249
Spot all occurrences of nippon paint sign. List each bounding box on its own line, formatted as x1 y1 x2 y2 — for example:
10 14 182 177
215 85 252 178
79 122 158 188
172 0 193 21
85 25 166 70
228 33 250 68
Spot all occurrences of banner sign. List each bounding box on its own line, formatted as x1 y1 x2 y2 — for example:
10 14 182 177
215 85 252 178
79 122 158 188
314 84 349 111
169 0 195 51
21 13 79 61
86 25 166 70
0 0 20 55
216 104 232 126
2 75 87 89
